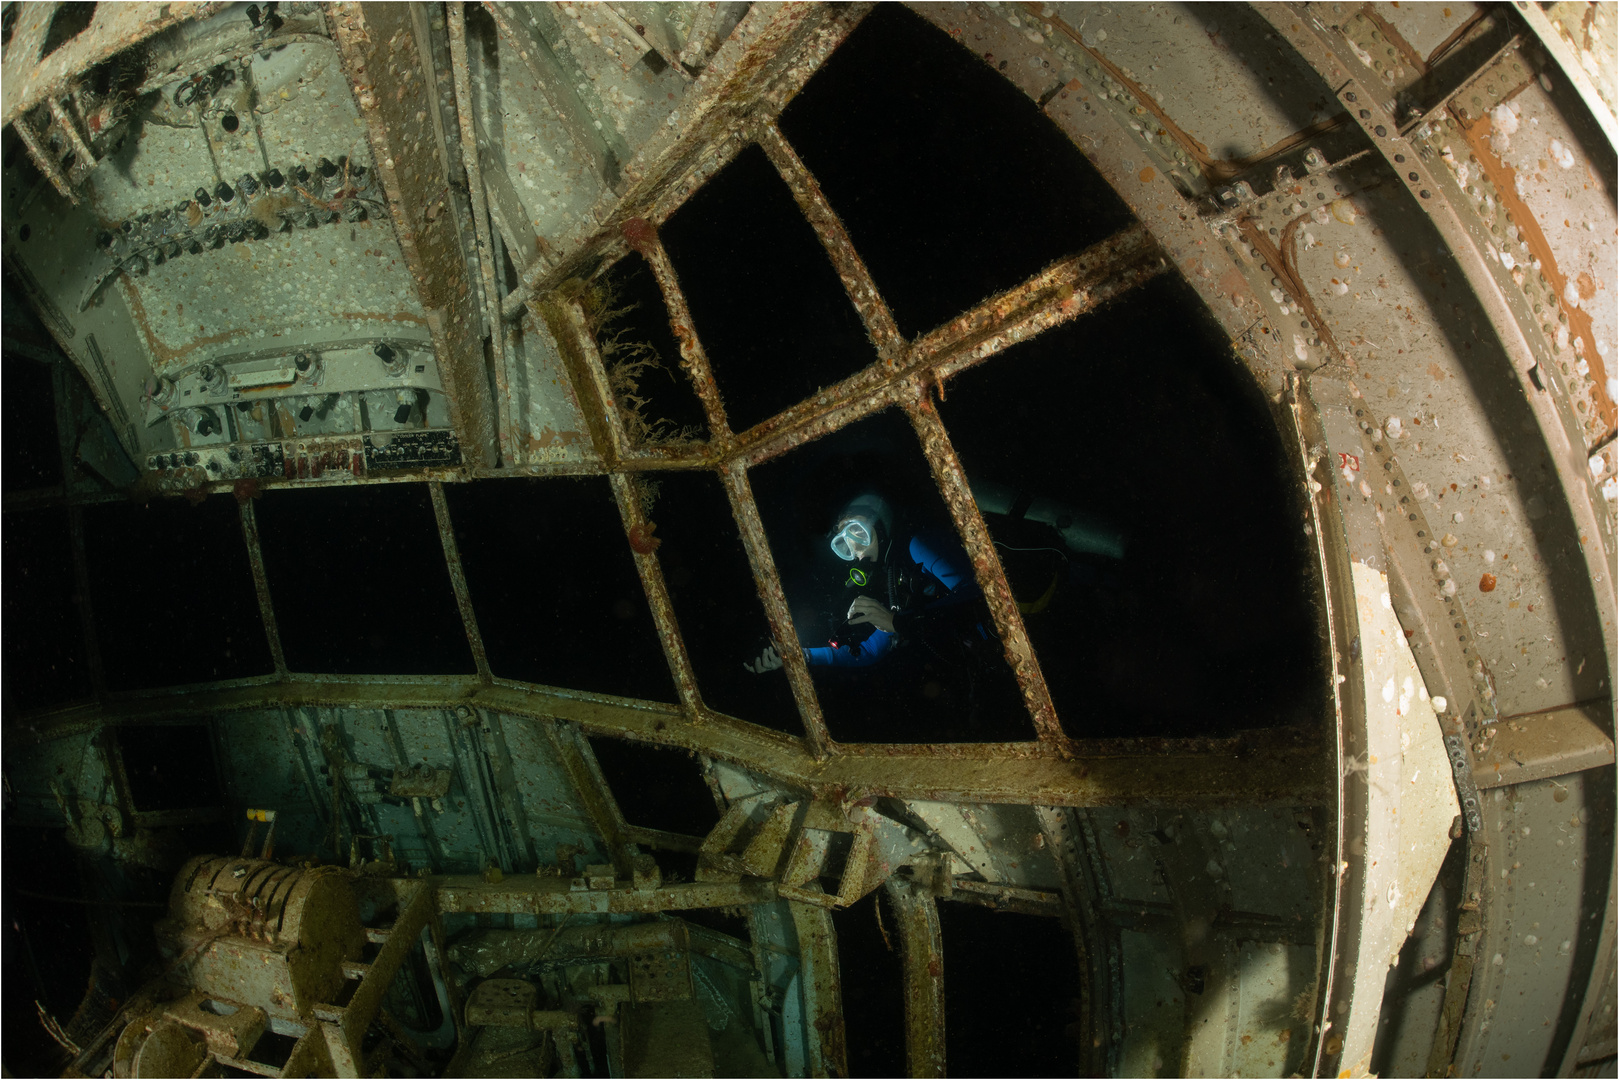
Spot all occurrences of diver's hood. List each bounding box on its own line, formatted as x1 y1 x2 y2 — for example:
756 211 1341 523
838 492 893 541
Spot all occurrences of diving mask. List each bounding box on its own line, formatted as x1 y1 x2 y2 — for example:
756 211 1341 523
830 518 873 561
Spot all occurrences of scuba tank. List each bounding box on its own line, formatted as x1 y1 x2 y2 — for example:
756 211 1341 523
969 478 1127 561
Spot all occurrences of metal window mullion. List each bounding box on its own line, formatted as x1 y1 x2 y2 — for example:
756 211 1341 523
742 381 912 469
46 98 96 179
885 878 947 1078
447 1 516 467
720 459 833 760
736 225 1165 464
755 119 907 361
558 299 635 465
608 470 704 718
543 720 635 876
427 481 491 681
637 237 735 445
238 496 288 677
330 1 497 468
900 379 1064 743
12 677 1331 805
910 222 1163 373
12 112 77 204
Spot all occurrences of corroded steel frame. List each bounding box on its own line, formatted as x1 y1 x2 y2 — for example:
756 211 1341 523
4 0 1327 807
6 677 1329 809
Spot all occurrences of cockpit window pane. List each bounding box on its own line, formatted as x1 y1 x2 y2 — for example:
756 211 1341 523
748 408 1031 743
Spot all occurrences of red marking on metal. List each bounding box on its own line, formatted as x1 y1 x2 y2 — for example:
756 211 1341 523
621 217 658 255
628 522 662 554
1339 452 1360 471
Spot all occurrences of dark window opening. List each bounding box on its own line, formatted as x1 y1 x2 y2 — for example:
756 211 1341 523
647 471 801 735
119 723 222 811
938 273 1326 739
3 507 90 709
445 477 675 701
939 901 1083 1076
3 354 62 491
749 408 1031 743
83 496 274 690
1 827 95 1078
255 483 474 675
583 251 708 446
586 736 718 839
645 846 699 885
660 144 876 433
834 891 907 1077
779 4 1134 339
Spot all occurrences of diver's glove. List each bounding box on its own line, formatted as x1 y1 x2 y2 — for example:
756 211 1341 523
744 645 784 673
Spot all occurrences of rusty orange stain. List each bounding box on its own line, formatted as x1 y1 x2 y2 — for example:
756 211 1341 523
1216 265 1251 308
1138 166 1156 183
528 427 586 450
1456 112 1616 438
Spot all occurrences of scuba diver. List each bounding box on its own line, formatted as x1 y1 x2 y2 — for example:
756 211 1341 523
742 482 1127 675
743 491 995 673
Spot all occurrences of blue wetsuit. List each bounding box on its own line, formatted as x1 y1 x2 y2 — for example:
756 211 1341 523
804 530 979 668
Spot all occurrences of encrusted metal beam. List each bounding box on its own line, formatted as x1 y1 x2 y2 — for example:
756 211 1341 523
740 224 1167 466
535 297 630 467
238 497 288 677
10 110 76 204
1473 699 1616 788
328 2 497 469
608 470 704 717
481 2 628 197
755 119 907 362
788 900 848 1078
332 879 433 1073
428 481 491 681
542 720 635 877
1035 805 1119 1077
908 3 1297 397
5 677 1330 808
1 2 217 128
447 2 515 466
1512 0 1619 148
635 231 735 446
885 878 946 1078
501 2 874 317
722 458 833 759
437 875 778 915
904 381 1062 743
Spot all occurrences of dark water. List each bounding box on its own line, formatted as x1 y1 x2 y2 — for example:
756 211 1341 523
118 723 222 811
84 495 274 689
834 892 908 1077
587 735 719 839
779 4 1134 339
940 273 1326 739
446 477 674 701
940 902 1083 1076
256 482 474 675
660 144 877 433
3 506 91 709
3 354 61 491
